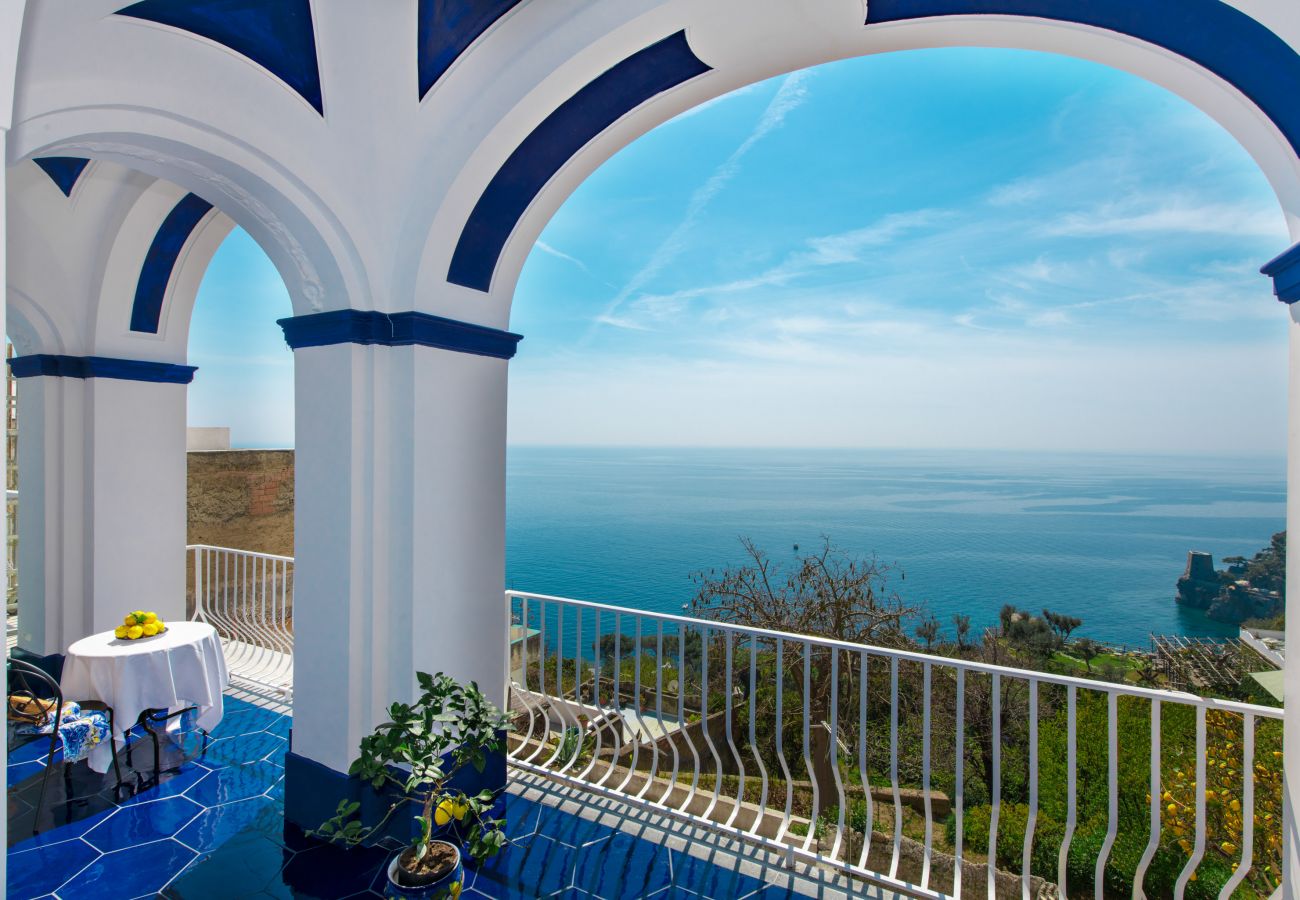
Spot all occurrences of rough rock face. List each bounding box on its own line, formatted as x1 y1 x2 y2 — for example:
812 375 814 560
1175 551 1222 610
1207 583 1284 624
1175 550 1285 624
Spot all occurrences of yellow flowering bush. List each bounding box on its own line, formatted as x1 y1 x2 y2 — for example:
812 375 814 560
1160 709 1282 897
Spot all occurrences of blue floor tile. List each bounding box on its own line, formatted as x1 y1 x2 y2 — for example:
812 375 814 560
7 837 98 899
264 715 291 740
8 738 59 766
59 838 196 897
669 848 768 900
572 830 672 900
122 763 209 806
176 796 281 853
6 760 45 786
202 731 287 768
208 706 286 739
186 759 282 806
164 831 290 898
279 839 391 897
475 833 577 896
83 796 205 852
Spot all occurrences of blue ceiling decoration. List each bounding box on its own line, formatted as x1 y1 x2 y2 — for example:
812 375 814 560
116 0 324 114
418 0 524 100
130 193 216 334
866 0 1300 159
33 158 91 197
448 31 711 293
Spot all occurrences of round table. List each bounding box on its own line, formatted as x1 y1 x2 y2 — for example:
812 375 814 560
61 621 229 773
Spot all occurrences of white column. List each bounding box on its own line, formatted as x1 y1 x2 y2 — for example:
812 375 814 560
289 341 509 778
14 374 188 655
1 114 10 891
1287 305 1300 899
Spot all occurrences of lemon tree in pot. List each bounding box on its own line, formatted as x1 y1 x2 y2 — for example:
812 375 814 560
312 672 512 898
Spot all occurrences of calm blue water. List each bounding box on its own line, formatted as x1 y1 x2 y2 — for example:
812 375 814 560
505 448 1286 646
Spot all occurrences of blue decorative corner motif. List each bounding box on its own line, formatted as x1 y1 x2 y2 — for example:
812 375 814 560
32 158 91 197
1262 242 1300 304
277 310 523 359
7 355 197 384
447 30 712 293
130 193 216 334
418 0 524 100
116 0 324 114
865 0 1300 159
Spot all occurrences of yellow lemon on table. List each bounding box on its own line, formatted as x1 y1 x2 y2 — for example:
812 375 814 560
114 625 129 639
124 614 137 627
142 622 159 636
127 624 144 640
434 799 456 827
144 612 158 624
155 619 165 632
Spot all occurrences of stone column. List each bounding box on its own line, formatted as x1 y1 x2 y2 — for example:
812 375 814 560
11 361 192 660
281 311 520 829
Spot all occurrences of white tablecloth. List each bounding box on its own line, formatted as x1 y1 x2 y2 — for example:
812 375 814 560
61 621 229 772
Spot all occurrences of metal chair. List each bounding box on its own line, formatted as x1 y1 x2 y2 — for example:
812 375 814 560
7 658 123 830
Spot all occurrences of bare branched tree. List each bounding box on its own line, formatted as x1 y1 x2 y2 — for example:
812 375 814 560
690 537 918 744
690 536 915 646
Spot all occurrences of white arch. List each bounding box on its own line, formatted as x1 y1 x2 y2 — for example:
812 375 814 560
8 110 361 319
402 0 1300 327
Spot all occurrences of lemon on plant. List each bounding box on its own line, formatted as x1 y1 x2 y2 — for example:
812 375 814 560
434 799 456 827
452 800 468 820
127 624 144 640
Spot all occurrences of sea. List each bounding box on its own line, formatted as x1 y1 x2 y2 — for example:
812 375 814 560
504 447 1286 647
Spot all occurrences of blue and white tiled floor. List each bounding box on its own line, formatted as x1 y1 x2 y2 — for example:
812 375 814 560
8 692 868 899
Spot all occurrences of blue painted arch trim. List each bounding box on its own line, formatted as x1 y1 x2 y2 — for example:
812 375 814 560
418 0 524 100
278 310 523 360
1262 242 1300 304
32 158 91 197
8 355 197 384
130 193 217 334
116 0 324 115
865 0 1300 160
448 31 712 293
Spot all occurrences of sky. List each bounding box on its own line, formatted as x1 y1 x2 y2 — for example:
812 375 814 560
189 48 1292 454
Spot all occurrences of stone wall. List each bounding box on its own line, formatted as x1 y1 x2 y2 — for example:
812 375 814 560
187 449 294 557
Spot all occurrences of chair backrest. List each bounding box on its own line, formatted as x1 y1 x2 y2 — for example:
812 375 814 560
7 657 64 726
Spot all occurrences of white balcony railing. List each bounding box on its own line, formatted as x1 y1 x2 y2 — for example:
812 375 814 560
505 590 1286 900
187 544 294 699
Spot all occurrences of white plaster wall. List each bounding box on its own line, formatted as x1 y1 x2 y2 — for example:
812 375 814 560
85 377 188 632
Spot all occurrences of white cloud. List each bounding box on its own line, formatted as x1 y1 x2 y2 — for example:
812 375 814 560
591 71 812 334
1045 195 1285 239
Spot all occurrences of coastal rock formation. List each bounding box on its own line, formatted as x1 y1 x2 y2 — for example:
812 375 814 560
1174 537 1286 625
1175 551 1222 610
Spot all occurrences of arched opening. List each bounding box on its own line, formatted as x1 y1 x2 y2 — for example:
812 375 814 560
502 44 1292 897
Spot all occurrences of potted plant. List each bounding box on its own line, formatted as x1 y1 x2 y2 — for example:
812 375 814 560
312 671 512 898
